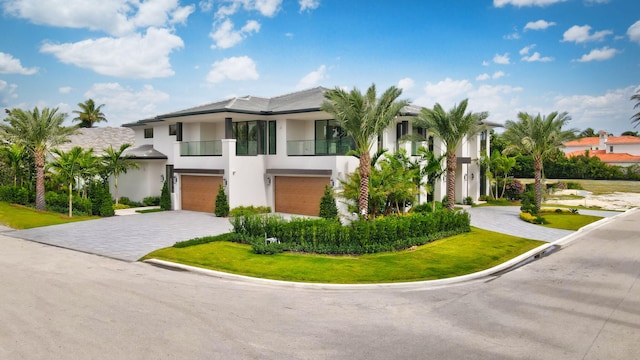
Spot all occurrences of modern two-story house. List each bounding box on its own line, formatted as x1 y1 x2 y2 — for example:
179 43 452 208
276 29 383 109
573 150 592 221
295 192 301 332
119 87 494 216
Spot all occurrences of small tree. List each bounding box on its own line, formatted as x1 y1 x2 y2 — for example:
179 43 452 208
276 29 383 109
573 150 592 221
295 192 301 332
160 180 171 210
319 185 339 220
214 184 229 217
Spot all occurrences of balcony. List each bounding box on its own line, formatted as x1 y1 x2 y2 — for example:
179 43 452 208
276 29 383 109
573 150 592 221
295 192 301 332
180 140 222 156
287 139 355 156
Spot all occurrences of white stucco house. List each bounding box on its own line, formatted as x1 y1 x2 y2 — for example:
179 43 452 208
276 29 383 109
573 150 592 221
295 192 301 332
119 87 496 216
563 131 640 167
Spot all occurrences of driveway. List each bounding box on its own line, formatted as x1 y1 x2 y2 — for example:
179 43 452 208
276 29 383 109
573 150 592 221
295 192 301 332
5 211 231 261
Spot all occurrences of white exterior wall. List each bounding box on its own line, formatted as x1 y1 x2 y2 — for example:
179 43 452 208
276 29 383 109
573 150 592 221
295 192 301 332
609 143 640 156
110 160 165 202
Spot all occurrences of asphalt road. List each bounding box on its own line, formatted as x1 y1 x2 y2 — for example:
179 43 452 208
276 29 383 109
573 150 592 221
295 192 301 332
0 209 638 359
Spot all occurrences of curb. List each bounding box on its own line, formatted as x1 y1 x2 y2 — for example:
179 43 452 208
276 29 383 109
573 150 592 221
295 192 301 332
143 208 636 290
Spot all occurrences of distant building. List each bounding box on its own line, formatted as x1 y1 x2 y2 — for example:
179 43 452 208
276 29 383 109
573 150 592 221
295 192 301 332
563 131 640 166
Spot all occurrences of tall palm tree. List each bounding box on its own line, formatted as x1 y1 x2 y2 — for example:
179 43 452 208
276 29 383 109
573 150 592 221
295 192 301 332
414 99 487 211
0 107 76 210
413 146 445 211
502 112 576 212
73 99 107 128
104 144 139 205
49 147 86 217
321 84 408 218
631 89 640 128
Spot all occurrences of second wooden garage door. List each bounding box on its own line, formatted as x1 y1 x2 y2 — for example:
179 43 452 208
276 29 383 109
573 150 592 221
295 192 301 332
274 176 330 216
181 175 222 212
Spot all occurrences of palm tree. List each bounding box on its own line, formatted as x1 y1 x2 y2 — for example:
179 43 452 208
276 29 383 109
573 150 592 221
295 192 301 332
502 112 576 212
49 147 86 217
73 99 107 128
631 89 640 128
414 99 487 211
0 143 26 186
413 146 445 211
321 84 408 218
0 107 76 210
104 144 139 205
578 127 597 138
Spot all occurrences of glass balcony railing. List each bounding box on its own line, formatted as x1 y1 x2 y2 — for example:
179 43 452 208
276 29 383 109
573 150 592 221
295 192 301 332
287 139 355 156
180 140 222 156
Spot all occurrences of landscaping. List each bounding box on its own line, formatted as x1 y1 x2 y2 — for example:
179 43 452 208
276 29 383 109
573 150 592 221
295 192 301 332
142 227 544 283
0 201 97 229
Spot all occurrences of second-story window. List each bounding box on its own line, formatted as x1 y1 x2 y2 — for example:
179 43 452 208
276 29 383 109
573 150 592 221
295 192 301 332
144 128 154 138
169 124 177 136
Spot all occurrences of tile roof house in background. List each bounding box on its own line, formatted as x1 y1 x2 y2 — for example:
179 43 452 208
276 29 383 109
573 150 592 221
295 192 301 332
119 87 497 216
56 127 135 156
563 130 640 166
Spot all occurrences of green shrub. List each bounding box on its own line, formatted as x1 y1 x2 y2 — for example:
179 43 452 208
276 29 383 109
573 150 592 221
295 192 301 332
229 205 271 217
113 203 129 210
0 186 31 205
463 196 474 206
566 182 583 190
173 233 236 248
519 212 545 224
160 180 171 210
143 196 160 206
410 202 443 213
119 197 143 207
319 185 339 220
250 237 285 255
88 181 114 217
45 191 92 216
214 184 229 217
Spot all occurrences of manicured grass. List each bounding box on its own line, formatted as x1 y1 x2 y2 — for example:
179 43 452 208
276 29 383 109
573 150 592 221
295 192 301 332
142 227 545 284
518 178 640 195
136 208 164 214
0 202 98 229
540 214 603 231
475 199 520 207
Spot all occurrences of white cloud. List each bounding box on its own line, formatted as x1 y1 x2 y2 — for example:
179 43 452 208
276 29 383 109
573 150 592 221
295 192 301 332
562 25 613 43
40 27 184 79
0 80 19 105
504 31 520 40
199 0 214 12
524 19 556 31
206 56 259 83
476 73 490 81
493 53 511 65
628 20 640 44
574 47 618 62
397 77 415 91
210 19 261 49
584 0 610 4
414 78 474 108
296 65 327 90
492 71 506 79
254 0 283 17
59 86 73 94
477 72 506 81
215 0 282 18
84 82 170 126
469 84 523 123
494 0 566 7
522 52 554 62
519 44 535 55
0 52 38 75
299 0 320 12
482 60 490 66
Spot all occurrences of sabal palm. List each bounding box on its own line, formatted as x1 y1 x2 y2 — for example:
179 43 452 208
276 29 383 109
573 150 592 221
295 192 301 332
631 89 640 128
415 99 487 211
502 112 576 212
0 107 76 210
49 146 87 217
73 99 107 128
321 84 408 218
104 144 139 205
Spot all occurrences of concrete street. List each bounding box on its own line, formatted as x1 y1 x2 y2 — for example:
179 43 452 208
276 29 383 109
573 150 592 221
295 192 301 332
0 209 638 359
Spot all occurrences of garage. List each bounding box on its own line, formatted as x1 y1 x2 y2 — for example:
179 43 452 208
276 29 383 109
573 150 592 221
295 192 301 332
181 175 222 212
274 176 330 216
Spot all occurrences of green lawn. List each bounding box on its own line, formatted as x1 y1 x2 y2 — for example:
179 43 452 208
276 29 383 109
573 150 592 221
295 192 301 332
541 214 603 231
0 202 98 229
142 227 545 284
518 178 640 195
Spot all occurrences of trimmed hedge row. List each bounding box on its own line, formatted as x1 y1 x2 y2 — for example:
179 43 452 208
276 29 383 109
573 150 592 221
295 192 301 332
231 210 471 255
0 186 32 205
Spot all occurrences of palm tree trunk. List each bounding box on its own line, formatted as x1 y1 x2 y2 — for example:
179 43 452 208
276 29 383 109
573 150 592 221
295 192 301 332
35 149 46 211
68 182 73 218
359 151 371 218
534 155 543 212
114 176 119 206
446 151 456 211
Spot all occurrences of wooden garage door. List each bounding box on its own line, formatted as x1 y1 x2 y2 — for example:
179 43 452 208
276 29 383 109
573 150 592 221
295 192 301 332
181 175 222 212
275 176 330 216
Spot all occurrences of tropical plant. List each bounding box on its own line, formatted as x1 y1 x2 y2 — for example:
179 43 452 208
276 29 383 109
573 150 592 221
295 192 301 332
319 185 339 220
414 99 488 210
0 143 26 187
631 88 640 128
413 146 445 212
321 84 408 219
160 180 171 210
0 107 76 210
578 128 597 138
503 112 576 212
621 130 639 136
72 99 107 128
214 183 229 217
48 146 88 217
103 144 138 205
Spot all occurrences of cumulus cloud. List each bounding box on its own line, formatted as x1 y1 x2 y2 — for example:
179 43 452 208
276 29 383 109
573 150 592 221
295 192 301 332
299 0 320 12
0 52 38 75
522 52 554 62
414 78 474 108
476 73 490 81
628 20 640 44
40 27 184 79
477 72 506 81
524 19 556 31
482 60 490 66
562 25 613 43
573 47 618 62
503 30 520 40
59 86 73 94
296 65 327 89
0 80 19 105
493 53 511 65
210 19 261 48
214 0 283 18
206 56 259 83
397 77 415 91
520 44 535 55
199 0 214 12
494 0 566 7
84 82 170 126
492 71 506 79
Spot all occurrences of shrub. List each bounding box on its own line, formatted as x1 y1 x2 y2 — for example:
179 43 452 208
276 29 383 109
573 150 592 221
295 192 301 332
229 205 271 217
463 196 474 206
0 186 31 205
45 191 92 216
319 185 339 220
173 233 236 248
569 208 579 214
519 212 545 224
88 181 114 217
143 196 160 206
566 182 583 190
478 195 493 201
214 184 229 217
160 180 171 210
503 178 525 200
520 190 537 215
113 203 130 210
119 197 143 207
119 197 131 205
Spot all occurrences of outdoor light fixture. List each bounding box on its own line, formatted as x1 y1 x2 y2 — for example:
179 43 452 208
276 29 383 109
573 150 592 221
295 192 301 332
265 175 272 186
471 173 475 180
160 174 165 183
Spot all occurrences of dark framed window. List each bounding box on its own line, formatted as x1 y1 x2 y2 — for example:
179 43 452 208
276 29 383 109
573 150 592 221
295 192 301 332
268 120 276 154
610 146 614 153
411 126 426 155
428 136 434 152
314 119 353 155
169 124 177 136
232 120 266 155
144 128 153 138
396 121 408 151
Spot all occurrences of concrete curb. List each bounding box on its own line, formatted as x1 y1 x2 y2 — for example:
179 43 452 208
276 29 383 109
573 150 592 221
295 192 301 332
144 208 637 290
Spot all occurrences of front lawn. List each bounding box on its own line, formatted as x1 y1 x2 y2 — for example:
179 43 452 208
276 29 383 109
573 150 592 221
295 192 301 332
540 214 603 231
142 227 544 284
0 202 98 229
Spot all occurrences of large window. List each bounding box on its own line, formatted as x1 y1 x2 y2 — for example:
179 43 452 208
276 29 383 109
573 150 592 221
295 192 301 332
268 120 276 154
411 126 427 155
144 128 153 138
314 119 353 155
232 120 266 155
169 124 177 136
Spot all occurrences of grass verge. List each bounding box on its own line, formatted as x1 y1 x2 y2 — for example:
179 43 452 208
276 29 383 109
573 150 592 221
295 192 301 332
0 202 98 229
540 214 603 231
141 227 544 284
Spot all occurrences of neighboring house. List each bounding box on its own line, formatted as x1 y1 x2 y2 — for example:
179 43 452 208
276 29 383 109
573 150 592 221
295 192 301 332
120 87 496 216
563 131 640 166
56 127 135 156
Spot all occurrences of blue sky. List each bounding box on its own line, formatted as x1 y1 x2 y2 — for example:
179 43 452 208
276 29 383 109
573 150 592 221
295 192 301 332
0 0 639 135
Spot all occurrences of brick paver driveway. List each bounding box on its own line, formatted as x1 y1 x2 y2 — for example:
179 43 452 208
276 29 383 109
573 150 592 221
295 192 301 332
4 211 231 261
